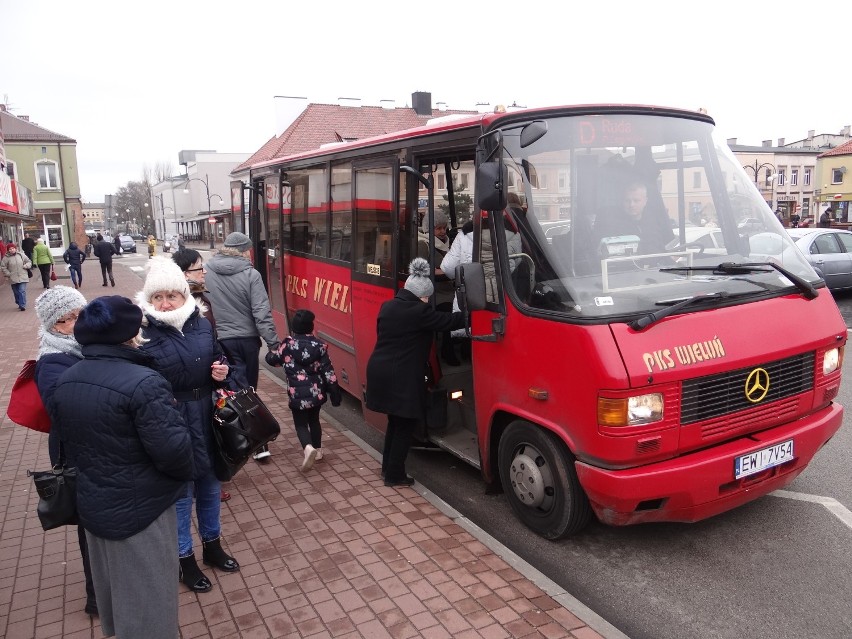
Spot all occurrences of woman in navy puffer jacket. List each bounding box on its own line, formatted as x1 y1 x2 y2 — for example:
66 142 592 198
136 257 238 594
48 295 194 639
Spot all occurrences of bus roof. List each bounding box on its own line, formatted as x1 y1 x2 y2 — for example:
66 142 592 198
248 103 713 172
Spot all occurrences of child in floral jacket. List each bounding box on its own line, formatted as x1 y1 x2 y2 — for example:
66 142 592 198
265 309 341 471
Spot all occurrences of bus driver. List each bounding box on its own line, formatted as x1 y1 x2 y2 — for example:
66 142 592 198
594 180 673 256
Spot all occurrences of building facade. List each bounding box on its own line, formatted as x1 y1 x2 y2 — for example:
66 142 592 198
0 105 82 255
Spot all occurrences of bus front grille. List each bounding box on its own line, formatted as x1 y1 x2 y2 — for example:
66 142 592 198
681 352 814 427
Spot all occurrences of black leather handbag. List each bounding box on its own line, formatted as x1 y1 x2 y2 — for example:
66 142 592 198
212 388 281 481
28 445 78 530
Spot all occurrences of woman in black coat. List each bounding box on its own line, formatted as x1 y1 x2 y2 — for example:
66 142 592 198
366 258 463 487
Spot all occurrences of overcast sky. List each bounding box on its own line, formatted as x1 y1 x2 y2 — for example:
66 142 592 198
3 0 849 203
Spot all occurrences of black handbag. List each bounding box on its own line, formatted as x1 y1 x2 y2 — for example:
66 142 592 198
28 444 78 530
212 388 281 481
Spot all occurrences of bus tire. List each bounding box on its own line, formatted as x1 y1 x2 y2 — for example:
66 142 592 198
497 420 591 539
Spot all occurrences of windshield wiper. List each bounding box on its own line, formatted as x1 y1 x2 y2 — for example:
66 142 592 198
630 292 729 331
659 261 818 300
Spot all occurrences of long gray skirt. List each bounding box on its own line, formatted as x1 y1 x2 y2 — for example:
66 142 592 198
86 506 179 639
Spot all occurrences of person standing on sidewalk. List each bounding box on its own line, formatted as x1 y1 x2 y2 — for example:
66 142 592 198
21 232 36 261
173 248 231 502
265 309 342 472
204 232 281 463
0 243 33 310
92 233 116 287
136 257 239 593
366 258 463 487
63 241 86 289
47 295 194 639
33 286 98 616
113 234 122 256
32 237 54 289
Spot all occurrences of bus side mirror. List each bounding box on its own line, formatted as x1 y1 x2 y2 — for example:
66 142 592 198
475 161 507 212
457 262 486 311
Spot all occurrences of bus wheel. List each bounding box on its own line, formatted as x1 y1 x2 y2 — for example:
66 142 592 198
498 421 591 539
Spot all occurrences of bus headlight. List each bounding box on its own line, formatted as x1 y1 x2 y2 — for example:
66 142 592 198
598 393 664 427
823 347 841 375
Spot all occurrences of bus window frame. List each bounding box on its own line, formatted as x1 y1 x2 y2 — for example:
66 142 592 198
351 157 400 288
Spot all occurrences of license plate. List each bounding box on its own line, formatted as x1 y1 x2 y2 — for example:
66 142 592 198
734 440 794 480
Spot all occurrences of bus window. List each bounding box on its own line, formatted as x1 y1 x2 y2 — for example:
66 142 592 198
289 166 328 254
354 165 394 278
330 161 352 263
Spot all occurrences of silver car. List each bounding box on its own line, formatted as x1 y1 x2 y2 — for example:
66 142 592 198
786 227 852 292
119 235 137 253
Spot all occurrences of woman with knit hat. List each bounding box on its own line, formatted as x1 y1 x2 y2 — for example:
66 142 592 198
33 286 98 616
136 257 240 593
0 242 33 310
47 295 194 638
366 258 464 487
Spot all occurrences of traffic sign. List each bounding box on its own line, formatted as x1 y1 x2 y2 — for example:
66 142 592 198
208 216 216 224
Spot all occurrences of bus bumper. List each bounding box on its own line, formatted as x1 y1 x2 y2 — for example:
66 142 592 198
575 403 843 527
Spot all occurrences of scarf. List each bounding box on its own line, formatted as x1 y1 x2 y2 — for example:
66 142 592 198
37 328 83 360
138 295 199 334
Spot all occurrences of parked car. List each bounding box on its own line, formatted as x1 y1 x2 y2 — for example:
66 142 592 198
666 225 727 256
786 228 852 292
131 233 146 240
119 234 137 253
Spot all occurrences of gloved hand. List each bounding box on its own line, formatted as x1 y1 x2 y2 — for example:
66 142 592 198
265 349 281 367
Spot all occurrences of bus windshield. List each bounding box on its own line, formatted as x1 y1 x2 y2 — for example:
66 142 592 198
495 113 819 320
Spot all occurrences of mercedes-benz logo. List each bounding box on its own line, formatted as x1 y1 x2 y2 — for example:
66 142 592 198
744 368 770 403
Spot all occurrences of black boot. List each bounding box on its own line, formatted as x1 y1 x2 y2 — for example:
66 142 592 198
179 554 212 592
202 537 240 572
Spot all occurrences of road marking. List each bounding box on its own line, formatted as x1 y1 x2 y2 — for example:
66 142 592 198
770 489 852 529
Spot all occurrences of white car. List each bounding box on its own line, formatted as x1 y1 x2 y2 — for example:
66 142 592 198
666 226 727 256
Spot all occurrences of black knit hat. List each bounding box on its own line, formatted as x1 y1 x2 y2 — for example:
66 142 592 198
74 296 143 346
291 309 315 335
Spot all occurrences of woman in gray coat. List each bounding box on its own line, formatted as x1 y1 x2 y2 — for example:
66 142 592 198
0 242 33 310
366 258 463 487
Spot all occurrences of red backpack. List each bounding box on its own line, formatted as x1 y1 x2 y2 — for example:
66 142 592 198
7 360 51 433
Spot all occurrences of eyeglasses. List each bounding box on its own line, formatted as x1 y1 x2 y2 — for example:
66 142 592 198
55 313 79 324
187 266 206 273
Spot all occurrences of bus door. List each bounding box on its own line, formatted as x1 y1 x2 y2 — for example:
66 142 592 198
415 156 481 468
351 161 400 429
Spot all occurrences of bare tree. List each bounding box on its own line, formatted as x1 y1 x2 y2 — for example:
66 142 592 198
114 181 154 235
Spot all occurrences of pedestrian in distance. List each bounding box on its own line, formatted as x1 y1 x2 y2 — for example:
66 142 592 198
92 233 116 287
46 295 195 639
113 234 122 256
32 237 54 289
366 257 464 487
32 286 98 616
63 241 86 289
135 257 239 593
147 234 156 259
21 232 36 261
0 242 33 310
204 232 281 463
266 309 342 472
819 207 834 228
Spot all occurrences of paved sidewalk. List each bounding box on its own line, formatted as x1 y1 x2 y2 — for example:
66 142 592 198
0 259 623 638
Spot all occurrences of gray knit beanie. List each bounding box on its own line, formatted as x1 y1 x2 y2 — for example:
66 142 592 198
404 257 434 298
223 232 252 252
35 286 87 331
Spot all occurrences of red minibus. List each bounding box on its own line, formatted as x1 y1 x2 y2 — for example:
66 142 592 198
246 105 844 538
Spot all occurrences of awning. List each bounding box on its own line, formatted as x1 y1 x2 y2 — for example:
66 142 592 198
177 211 230 223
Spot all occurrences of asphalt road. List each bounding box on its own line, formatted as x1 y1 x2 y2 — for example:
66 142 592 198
319 294 852 639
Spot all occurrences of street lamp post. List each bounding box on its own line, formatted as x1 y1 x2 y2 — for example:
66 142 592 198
183 173 224 249
742 161 777 207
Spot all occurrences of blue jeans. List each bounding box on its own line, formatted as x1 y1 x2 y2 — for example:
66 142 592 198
176 471 221 558
69 265 82 287
11 282 26 309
